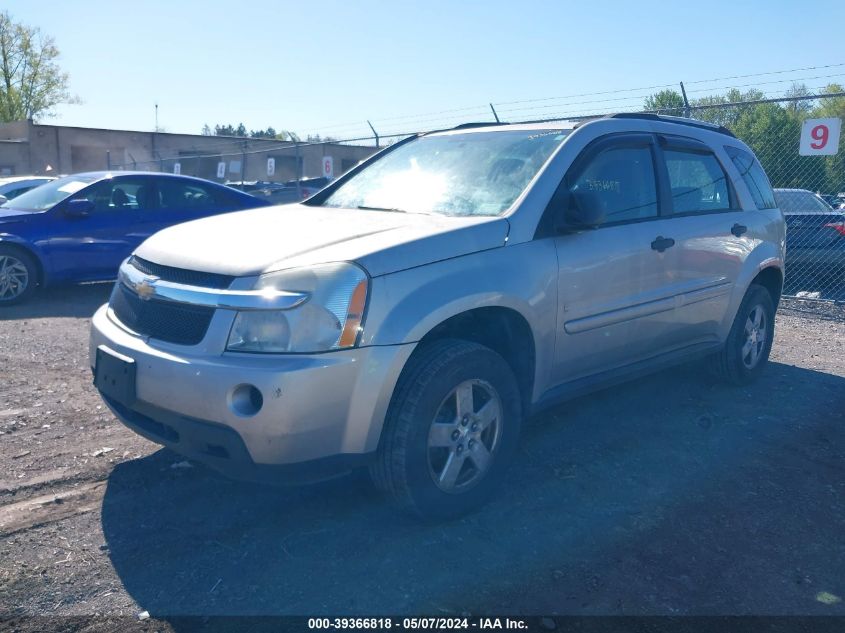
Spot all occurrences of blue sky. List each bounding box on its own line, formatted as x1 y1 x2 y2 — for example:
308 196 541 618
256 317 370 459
5 0 845 139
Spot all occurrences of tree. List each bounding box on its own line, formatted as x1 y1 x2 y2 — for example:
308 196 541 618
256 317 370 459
691 88 765 128
644 89 685 116
812 84 845 194
0 11 76 122
783 82 813 116
213 123 237 136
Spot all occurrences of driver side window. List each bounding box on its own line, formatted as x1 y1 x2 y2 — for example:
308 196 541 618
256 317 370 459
571 145 659 224
76 179 155 213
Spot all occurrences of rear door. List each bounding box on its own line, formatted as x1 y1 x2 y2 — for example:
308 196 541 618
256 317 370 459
132 176 238 238
649 135 748 348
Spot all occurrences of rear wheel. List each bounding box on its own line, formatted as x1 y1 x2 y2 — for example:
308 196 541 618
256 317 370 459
370 339 522 520
0 246 38 306
709 284 775 385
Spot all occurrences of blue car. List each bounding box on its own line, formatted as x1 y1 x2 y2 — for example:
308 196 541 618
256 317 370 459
0 171 270 305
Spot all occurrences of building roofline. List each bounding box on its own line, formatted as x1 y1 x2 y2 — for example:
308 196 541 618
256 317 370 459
9 121 361 147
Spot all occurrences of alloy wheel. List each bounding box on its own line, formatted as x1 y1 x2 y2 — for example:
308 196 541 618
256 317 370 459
741 304 767 369
0 255 29 301
427 379 502 493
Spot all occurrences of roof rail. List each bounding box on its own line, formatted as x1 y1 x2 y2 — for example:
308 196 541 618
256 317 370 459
605 113 736 138
450 121 508 130
422 121 507 137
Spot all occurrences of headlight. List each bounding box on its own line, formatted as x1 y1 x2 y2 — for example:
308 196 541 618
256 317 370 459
226 262 368 353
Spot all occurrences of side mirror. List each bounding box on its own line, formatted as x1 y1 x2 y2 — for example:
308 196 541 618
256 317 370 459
64 198 94 218
557 190 605 232
0 194 7 205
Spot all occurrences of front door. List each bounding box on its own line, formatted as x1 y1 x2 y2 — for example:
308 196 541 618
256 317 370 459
551 134 677 385
47 176 157 281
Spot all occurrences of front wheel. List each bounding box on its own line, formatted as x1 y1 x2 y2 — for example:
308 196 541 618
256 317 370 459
0 246 38 306
370 339 522 520
709 283 775 385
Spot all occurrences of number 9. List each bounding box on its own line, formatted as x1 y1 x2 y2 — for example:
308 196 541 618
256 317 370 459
810 124 829 149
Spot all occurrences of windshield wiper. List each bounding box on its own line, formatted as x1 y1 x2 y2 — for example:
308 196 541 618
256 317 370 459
357 205 408 213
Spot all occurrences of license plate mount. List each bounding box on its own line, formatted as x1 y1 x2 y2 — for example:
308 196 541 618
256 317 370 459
94 346 136 407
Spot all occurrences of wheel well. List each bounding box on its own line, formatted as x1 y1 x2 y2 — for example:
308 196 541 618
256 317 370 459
0 242 44 286
751 267 783 309
416 307 536 410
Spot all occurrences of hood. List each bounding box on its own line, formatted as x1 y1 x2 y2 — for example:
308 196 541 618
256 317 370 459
0 207 41 223
135 204 509 278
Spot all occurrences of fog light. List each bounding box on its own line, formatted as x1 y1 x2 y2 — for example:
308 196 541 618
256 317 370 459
229 384 263 417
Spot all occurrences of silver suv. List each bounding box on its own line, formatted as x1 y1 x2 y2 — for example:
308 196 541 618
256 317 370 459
90 114 786 519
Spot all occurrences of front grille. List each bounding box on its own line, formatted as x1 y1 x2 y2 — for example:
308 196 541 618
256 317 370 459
110 283 215 345
129 255 235 289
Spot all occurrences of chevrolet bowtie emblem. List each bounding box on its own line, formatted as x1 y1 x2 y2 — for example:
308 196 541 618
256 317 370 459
134 275 158 300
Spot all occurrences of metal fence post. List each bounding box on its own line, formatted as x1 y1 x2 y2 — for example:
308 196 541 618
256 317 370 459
367 120 380 148
680 82 691 118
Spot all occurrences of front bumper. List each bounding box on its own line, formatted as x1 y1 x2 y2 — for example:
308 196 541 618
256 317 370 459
90 304 414 482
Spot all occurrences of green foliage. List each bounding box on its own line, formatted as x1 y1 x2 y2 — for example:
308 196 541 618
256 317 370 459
644 89 685 116
0 11 77 122
203 123 296 140
643 84 845 194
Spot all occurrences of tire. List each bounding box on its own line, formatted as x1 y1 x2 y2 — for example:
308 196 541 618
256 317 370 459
0 246 38 306
370 339 522 520
709 283 775 385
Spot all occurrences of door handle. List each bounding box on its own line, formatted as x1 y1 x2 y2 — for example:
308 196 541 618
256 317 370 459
651 236 676 253
731 223 748 237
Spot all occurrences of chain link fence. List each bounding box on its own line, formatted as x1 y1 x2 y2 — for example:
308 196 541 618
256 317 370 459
680 95 845 304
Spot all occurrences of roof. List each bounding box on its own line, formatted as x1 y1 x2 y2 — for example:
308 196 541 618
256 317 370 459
0 176 55 185
68 170 225 183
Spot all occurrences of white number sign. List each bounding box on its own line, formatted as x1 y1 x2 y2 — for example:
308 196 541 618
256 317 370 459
322 156 334 179
216 161 226 178
799 118 841 156
267 157 275 177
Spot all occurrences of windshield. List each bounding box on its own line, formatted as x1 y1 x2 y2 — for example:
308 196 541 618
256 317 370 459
320 129 569 216
0 174 100 211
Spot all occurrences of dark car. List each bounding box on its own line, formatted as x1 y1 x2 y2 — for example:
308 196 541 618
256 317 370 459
774 188 845 283
246 177 332 206
0 171 270 305
224 180 281 193
0 176 57 204
285 176 330 199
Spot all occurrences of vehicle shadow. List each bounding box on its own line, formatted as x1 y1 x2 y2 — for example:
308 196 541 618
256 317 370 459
101 361 845 618
0 282 112 320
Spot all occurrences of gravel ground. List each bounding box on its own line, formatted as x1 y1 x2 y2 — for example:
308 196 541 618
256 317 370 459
1 284 844 624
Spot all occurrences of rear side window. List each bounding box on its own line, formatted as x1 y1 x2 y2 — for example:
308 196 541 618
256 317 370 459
157 179 219 211
664 150 731 213
570 146 659 223
81 178 155 213
725 146 776 209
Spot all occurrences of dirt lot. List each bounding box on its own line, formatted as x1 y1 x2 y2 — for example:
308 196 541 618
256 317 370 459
1 285 844 622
